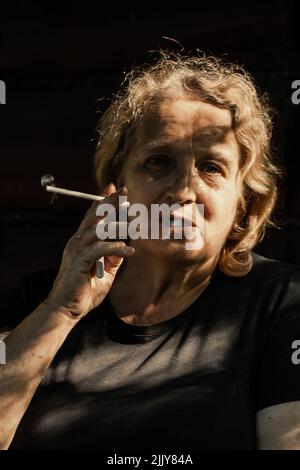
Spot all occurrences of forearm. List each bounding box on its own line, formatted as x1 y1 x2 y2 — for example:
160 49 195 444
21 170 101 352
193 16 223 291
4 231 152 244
0 302 79 449
0 185 131 449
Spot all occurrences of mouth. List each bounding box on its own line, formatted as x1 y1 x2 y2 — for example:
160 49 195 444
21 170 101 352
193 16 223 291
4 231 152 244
166 212 196 228
156 213 199 232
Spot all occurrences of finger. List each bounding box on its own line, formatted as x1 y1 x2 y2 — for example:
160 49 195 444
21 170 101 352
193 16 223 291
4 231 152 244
78 183 116 230
78 240 134 271
77 185 128 234
104 182 117 196
90 254 124 278
103 254 124 277
78 221 129 244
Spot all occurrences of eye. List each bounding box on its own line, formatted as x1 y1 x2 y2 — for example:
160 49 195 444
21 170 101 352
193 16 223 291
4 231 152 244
144 154 173 171
198 162 221 175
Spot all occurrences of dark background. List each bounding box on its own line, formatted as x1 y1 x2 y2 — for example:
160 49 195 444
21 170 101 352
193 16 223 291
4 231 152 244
1 0 300 293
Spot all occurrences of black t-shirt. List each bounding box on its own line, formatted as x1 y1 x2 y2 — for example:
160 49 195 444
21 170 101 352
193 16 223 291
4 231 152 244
1 252 300 450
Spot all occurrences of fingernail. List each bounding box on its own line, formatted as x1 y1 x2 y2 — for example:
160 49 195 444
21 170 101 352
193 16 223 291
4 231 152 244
118 186 128 195
125 246 135 254
102 183 114 197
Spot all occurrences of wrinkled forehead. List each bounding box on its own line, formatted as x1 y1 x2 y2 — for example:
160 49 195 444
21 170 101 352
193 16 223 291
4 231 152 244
134 95 234 149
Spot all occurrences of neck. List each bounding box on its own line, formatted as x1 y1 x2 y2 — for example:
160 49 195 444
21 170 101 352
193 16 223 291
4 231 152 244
108 248 219 325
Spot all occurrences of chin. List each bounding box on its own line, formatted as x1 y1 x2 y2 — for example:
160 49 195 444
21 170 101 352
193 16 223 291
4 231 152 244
137 238 206 263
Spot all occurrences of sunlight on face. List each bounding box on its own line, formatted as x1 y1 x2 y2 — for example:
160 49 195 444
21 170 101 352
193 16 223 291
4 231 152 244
120 93 242 264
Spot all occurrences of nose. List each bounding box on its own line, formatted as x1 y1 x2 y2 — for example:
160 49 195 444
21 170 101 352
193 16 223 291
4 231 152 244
164 162 199 206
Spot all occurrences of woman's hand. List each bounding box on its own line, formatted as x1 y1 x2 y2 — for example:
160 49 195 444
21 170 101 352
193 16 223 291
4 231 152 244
45 183 134 320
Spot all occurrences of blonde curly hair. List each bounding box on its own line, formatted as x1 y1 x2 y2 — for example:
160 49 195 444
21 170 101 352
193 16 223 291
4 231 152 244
94 51 281 277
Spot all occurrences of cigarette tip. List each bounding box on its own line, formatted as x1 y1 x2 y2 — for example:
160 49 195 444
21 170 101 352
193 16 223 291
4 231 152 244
41 174 55 188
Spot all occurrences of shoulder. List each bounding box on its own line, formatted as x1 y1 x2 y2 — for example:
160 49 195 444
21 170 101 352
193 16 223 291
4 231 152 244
222 251 300 285
217 252 300 309
250 251 300 281
249 255 300 415
250 252 300 314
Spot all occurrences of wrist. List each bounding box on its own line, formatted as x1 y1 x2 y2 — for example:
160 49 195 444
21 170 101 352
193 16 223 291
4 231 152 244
40 299 83 328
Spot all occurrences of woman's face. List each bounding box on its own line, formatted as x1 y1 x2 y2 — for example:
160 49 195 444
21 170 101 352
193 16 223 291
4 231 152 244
119 92 242 264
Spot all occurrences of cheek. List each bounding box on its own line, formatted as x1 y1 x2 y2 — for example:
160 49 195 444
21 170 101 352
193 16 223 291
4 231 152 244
124 175 154 206
124 167 164 205
204 185 239 224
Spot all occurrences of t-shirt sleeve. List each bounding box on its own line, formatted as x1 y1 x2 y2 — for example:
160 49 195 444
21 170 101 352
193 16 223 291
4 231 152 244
254 266 300 411
0 269 58 331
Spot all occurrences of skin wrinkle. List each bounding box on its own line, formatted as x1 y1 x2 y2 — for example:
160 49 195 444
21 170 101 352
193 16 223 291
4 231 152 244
109 95 242 326
1 61 296 449
95 57 281 278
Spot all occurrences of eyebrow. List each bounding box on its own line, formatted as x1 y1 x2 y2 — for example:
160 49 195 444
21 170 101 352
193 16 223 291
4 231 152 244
143 139 175 150
200 150 234 169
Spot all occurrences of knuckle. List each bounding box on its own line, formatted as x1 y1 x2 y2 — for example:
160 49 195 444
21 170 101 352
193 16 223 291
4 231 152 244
88 223 97 234
64 239 73 252
65 235 80 251
113 241 126 250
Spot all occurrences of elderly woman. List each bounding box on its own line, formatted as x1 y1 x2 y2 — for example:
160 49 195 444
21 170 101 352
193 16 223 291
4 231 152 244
1 52 300 450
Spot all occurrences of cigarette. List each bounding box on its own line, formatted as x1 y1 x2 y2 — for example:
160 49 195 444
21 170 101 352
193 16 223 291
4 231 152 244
44 184 106 201
41 174 130 280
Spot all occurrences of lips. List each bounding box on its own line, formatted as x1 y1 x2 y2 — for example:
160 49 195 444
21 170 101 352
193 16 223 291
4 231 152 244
170 217 192 227
171 212 198 227
160 212 197 228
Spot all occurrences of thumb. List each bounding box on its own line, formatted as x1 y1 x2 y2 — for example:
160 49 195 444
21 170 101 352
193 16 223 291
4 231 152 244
104 254 125 278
